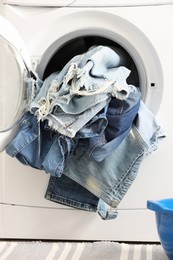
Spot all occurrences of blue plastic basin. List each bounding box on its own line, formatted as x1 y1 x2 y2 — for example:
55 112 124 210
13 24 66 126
147 198 173 260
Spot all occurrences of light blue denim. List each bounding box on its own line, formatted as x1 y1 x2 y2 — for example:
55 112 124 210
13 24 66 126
45 97 110 138
49 101 165 219
76 104 109 138
29 46 133 137
42 134 75 177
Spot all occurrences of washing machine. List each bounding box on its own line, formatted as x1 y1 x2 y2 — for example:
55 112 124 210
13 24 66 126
0 0 173 241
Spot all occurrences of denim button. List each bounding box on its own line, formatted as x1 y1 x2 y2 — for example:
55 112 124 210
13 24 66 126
22 119 28 124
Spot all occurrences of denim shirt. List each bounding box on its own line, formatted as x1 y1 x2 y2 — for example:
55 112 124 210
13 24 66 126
46 101 165 220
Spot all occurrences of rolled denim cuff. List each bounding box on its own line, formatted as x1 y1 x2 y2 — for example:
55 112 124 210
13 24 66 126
97 199 118 220
45 175 99 212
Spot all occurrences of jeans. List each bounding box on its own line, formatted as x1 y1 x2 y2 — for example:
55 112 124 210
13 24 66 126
45 174 118 220
46 101 165 219
46 174 99 212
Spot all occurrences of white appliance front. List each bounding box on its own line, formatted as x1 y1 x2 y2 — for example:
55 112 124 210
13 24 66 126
0 0 173 241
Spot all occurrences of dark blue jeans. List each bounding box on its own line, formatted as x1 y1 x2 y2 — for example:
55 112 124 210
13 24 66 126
45 175 99 212
88 92 141 162
45 174 118 220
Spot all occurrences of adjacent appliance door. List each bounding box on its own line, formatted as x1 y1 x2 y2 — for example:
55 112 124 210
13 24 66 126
0 16 33 151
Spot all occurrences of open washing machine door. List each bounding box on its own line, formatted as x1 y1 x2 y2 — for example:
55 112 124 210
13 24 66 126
0 16 34 152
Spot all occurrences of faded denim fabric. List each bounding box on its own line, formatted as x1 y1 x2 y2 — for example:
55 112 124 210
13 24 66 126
64 101 165 206
29 46 133 137
45 174 118 220
45 101 165 220
76 104 109 139
42 133 75 177
63 126 145 211
45 97 110 138
5 112 75 177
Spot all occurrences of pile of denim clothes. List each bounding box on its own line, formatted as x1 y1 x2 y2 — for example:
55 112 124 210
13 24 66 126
6 46 165 220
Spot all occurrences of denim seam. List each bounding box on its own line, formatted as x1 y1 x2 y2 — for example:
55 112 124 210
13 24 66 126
9 132 38 157
45 192 97 212
64 130 145 207
110 153 144 204
132 125 149 150
72 155 112 194
87 139 107 157
111 148 144 189
54 159 64 177
46 176 56 190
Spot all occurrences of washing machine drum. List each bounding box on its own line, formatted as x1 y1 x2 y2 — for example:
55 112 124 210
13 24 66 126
41 36 140 91
37 30 163 117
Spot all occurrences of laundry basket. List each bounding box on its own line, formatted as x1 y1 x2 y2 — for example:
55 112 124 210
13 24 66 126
147 198 173 260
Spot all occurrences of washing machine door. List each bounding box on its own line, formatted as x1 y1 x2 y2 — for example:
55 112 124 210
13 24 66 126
0 16 33 152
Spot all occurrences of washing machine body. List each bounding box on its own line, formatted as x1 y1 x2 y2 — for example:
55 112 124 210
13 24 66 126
0 0 173 241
